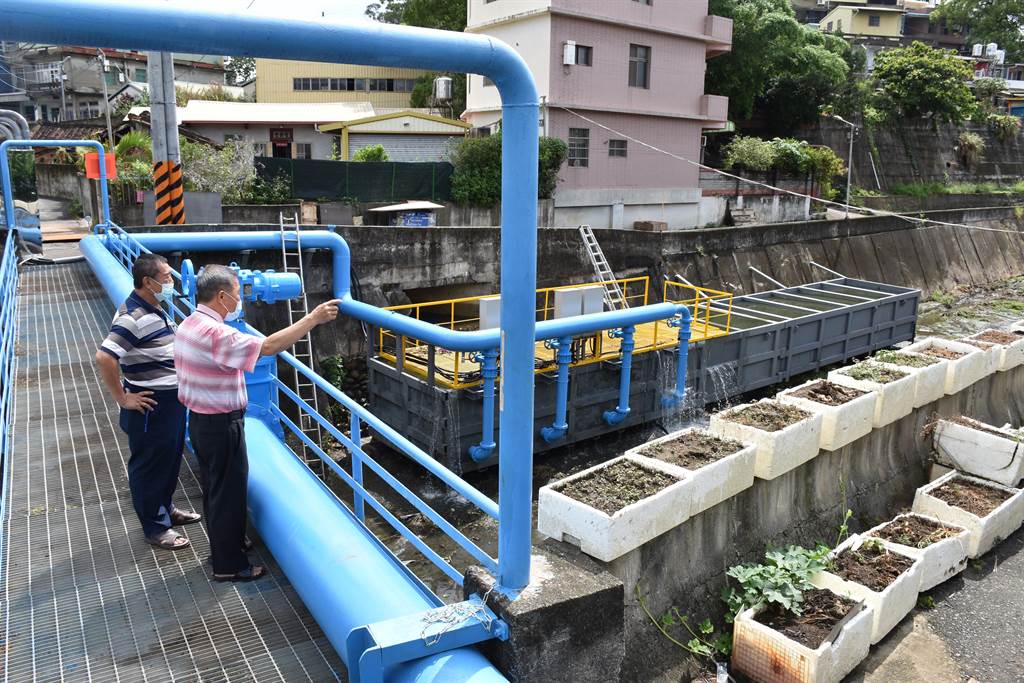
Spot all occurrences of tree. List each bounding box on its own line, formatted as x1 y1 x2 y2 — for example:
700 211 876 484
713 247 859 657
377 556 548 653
450 134 567 206
933 0 1024 63
352 144 389 162
225 56 255 85
872 42 977 124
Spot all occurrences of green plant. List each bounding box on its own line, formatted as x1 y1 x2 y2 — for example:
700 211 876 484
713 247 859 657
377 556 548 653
723 135 777 171
1016 206 1024 220
723 544 831 620
956 131 987 169
67 197 83 219
636 585 732 669
841 362 907 383
114 131 153 164
352 144 389 162
9 151 37 202
934 0 1024 64
806 144 846 200
874 349 938 368
917 595 936 610
872 42 978 124
449 133 567 206
989 114 1022 142
319 355 345 391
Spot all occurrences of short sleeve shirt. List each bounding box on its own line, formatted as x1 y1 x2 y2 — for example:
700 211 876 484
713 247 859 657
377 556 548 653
99 291 177 390
174 304 263 415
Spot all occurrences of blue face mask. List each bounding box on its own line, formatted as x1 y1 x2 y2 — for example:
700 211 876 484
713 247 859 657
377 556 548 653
149 279 175 303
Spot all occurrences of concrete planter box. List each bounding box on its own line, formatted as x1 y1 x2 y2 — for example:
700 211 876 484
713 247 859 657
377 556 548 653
956 338 1001 376
933 418 1024 488
871 352 948 408
965 329 1024 371
626 428 756 516
776 380 877 452
827 364 915 428
731 596 872 683
709 400 823 480
865 513 970 592
537 455 689 562
905 338 988 394
912 471 1024 558
811 535 922 645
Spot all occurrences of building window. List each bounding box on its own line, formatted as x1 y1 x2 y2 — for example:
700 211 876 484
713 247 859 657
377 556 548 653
575 45 593 67
608 139 627 157
568 127 589 167
826 21 833 32
104 71 118 86
135 67 147 82
294 143 312 159
629 44 650 89
868 14 880 27
253 142 267 156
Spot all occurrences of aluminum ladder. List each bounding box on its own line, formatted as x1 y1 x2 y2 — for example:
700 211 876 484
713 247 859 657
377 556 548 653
578 224 627 310
280 212 325 477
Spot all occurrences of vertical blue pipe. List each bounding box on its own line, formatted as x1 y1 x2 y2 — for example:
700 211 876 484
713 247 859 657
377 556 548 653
351 413 365 521
540 336 573 443
662 311 693 409
603 326 636 426
468 348 500 463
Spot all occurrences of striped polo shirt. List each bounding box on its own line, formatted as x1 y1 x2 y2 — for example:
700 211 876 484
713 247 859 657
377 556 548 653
99 291 177 390
174 304 263 415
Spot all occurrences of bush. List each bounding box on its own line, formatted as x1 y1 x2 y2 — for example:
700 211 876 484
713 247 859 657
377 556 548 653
956 131 987 169
872 42 978 124
805 145 846 200
10 151 37 202
723 135 846 199
352 144 389 162
723 136 777 171
989 114 1022 142
449 133 567 206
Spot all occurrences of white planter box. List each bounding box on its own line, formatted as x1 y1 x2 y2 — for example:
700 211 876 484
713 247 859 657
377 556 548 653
871 352 948 408
864 513 970 592
776 380 877 451
933 418 1024 488
827 364 916 428
708 400 823 480
625 428 756 516
810 534 922 645
904 337 988 394
965 329 1024 371
957 338 1001 376
912 471 1024 558
537 455 690 562
731 596 872 683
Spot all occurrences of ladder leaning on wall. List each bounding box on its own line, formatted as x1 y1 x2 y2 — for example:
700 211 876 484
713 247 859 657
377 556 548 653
578 224 627 311
279 212 325 477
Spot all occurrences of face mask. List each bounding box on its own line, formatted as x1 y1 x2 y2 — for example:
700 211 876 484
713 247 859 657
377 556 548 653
222 291 243 322
147 279 175 303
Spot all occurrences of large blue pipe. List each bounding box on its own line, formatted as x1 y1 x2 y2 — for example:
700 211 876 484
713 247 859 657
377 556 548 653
80 234 504 682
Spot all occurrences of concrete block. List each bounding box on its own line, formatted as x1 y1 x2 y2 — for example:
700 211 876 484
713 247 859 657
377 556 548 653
933 418 1024 488
776 380 877 451
811 535 922 645
965 328 1024 371
871 352 948 408
633 220 668 232
537 455 690 562
463 550 624 683
912 471 1024 557
827 364 916 428
708 400 823 480
625 427 757 516
864 513 970 592
731 596 872 683
905 337 988 394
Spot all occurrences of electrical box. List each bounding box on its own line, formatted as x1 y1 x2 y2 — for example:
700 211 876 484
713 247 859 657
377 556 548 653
479 296 501 330
553 288 584 319
563 41 576 66
580 285 605 315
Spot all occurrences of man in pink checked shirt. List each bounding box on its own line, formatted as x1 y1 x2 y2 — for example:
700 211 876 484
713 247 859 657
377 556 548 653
175 264 339 582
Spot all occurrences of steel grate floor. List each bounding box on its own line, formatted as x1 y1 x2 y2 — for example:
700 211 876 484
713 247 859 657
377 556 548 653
2 261 347 682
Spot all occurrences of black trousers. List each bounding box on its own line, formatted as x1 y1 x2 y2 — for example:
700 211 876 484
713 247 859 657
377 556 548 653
189 410 249 574
119 387 186 538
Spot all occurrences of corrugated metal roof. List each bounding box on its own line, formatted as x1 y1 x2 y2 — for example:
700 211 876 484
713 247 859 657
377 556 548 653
30 121 105 141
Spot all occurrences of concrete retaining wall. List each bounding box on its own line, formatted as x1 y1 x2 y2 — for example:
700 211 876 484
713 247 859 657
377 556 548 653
221 203 302 224
35 163 85 200
858 193 1024 213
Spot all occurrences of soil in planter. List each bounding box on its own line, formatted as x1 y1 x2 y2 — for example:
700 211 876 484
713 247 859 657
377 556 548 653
918 344 967 360
960 339 995 351
872 515 962 549
723 401 810 433
841 363 908 384
753 588 856 650
833 543 915 592
873 349 939 369
789 380 866 406
637 430 744 469
929 477 1013 517
973 330 1019 345
945 416 1021 441
555 460 678 515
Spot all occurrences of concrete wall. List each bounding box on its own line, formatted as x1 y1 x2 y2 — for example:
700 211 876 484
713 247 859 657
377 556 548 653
35 163 84 200
858 192 1024 213
698 193 811 227
221 203 302 225
141 192 222 225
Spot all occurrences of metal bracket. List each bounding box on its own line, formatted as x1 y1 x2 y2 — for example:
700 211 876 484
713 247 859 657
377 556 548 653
748 266 785 290
808 260 846 279
345 596 509 683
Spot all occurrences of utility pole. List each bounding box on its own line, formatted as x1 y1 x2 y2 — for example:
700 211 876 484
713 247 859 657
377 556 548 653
97 49 114 150
822 112 856 220
147 51 185 224
59 56 69 122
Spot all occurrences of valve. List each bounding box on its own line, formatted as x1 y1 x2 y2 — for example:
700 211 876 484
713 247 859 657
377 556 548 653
180 258 303 315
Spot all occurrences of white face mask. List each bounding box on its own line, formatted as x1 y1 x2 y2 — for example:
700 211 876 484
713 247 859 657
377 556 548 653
222 291 243 322
149 280 175 303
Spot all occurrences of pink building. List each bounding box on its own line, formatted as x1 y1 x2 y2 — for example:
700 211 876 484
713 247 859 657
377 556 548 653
465 0 731 229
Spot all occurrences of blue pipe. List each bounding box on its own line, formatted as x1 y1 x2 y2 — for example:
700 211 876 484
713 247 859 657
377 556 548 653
661 309 694 409
468 348 499 462
539 337 573 443
603 326 636 426
1 139 111 230
81 233 505 682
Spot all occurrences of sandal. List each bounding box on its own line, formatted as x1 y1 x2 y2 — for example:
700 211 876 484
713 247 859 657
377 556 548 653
213 565 266 582
147 529 190 550
170 509 202 526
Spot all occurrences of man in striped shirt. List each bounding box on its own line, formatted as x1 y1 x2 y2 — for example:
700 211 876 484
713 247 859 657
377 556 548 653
96 253 201 551
175 264 339 582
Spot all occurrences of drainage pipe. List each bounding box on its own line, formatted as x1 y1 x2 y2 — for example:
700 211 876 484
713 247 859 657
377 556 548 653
539 336 573 443
662 309 693 409
80 233 505 682
603 326 636 426
468 348 500 462
0 111 30 139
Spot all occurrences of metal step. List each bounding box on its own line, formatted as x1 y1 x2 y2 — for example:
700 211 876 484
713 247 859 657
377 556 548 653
578 224 627 311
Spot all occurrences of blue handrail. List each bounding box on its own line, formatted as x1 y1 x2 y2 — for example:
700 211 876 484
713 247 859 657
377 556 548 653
0 228 19 575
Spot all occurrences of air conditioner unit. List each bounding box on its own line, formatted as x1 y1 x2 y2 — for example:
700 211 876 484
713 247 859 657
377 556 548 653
995 50 1006 65
986 42 999 56
563 40 576 66
972 43 984 57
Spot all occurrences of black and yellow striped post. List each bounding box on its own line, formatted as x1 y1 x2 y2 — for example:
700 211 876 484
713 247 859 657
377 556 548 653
153 160 185 224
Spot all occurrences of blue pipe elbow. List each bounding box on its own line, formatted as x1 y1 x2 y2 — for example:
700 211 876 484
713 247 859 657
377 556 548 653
468 442 496 462
539 424 568 443
602 407 630 426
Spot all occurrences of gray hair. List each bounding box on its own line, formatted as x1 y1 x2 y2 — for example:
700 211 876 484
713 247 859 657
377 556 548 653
195 264 238 304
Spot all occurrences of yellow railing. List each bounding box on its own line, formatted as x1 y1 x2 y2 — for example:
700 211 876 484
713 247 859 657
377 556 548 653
376 277 733 389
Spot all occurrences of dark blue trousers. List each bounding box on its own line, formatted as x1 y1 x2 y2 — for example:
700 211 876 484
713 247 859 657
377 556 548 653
119 386 187 538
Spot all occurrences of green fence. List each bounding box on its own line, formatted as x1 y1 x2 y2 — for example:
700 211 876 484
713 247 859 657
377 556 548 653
256 157 453 203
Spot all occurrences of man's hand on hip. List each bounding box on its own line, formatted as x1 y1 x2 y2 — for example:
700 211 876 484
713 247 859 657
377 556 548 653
121 389 156 412
308 299 341 326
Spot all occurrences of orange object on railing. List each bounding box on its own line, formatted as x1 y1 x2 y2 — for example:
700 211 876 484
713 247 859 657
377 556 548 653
84 152 117 180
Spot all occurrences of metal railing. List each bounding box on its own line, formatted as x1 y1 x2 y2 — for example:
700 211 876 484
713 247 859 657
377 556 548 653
0 229 18 565
661 280 733 342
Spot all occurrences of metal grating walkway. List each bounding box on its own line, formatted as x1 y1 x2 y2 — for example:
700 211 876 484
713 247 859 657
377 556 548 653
1 261 346 682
